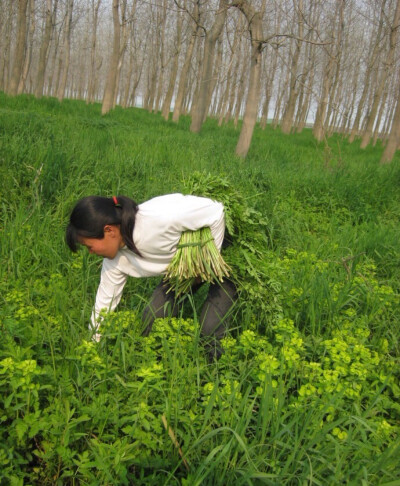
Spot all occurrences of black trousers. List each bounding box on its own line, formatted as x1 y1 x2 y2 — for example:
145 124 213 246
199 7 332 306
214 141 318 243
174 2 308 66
142 279 237 359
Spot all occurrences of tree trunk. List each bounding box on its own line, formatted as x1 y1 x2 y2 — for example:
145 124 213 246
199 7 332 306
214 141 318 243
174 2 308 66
380 92 400 163
0 3 14 92
360 0 400 148
102 0 121 114
207 37 223 119
313 0 344 142
18 0 36 94
348 2 385 142
373 84 390 145
8 0 29 95
281 0 304 134
259 45 278 129
87 0 101 104
35 0 56 97
190 0 227 133
232 0 263 158
172 10 199 121
57 0 73 102
162 6 183 120
220 21 244 125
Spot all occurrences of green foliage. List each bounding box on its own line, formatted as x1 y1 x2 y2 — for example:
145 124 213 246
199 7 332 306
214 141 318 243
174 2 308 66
164 227 231 296
0 93 399 484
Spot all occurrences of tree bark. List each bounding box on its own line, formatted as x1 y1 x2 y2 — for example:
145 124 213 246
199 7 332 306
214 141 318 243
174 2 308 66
162 5 183 120
313 0 344 142
380 91 400 163
281 0 304 134
102 0 121 114
18 0 36 94
231 0 263 157
87 0 101 104
0 3 14 92
35 0 57 98
373 83 390 145
348 2 386 142
172 2 200 122
57 0 73 102
360 0 400 148
8 0 29 95
190 0 228 133
218 21 242 126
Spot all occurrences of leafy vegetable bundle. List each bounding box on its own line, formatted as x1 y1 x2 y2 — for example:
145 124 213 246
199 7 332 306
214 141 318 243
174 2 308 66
164 172 281 325
164 226 231 296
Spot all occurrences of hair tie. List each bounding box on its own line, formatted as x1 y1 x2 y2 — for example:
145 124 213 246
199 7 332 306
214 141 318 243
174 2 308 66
112 195 121 208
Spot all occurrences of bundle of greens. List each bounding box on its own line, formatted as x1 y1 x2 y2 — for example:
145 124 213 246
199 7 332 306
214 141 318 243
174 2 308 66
178 171 282 326
164 226 231 296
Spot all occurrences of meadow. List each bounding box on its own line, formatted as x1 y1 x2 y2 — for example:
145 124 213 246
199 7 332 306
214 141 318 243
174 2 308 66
0 92 399 485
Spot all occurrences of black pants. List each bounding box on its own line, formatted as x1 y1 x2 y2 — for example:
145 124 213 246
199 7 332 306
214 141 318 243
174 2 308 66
142 279 237 359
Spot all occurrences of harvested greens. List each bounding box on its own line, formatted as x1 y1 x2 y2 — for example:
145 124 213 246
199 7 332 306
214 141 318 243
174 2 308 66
164 226 231 296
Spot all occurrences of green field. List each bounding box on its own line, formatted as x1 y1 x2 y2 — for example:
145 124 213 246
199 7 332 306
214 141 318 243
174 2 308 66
1 93 399 485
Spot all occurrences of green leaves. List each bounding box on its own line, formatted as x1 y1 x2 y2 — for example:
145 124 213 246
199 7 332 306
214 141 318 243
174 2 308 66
164 227 231 296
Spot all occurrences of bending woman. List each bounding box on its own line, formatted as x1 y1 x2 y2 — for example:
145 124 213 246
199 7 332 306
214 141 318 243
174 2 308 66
66 193 236 360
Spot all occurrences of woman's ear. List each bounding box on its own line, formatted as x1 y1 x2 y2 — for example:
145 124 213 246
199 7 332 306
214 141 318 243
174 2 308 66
103 224 119 237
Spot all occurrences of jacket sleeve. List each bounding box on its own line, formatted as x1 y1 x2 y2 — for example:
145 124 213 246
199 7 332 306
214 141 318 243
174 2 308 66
90 258 128 331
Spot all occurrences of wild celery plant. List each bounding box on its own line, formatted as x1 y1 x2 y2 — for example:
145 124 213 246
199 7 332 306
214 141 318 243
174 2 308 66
164 227 231 296
182 171 282 326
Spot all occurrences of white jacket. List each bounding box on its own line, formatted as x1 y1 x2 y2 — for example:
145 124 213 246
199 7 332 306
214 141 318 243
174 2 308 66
91 193 225 330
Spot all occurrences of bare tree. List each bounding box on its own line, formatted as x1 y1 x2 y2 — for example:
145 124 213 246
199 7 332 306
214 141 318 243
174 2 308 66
8 0 29 95
190 0 228 133
360 0 400 148
35 0 58 97
230 0 264 157
87 0 102 104
313 0 345 142
57 0 74 102
102 0 122 114
18 0 36 94
218 14 243 126
380 90 400 163
348 2 386 142
172 1 200 122
281 0 304 134
161 2 183 119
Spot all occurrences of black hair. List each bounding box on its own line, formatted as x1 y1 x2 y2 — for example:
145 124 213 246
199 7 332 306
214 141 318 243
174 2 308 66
66 195 141 256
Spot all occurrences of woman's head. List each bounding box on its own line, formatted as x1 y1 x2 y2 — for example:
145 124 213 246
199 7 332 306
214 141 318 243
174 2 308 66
66 195 141 257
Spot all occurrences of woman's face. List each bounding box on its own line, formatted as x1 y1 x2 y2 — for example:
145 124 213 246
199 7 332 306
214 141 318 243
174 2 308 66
79 225 124 259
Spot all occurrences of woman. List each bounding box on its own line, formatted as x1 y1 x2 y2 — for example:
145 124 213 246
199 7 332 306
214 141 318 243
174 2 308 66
66 193 236 359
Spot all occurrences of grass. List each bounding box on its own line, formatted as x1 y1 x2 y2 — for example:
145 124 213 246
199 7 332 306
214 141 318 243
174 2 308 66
0 92 399 484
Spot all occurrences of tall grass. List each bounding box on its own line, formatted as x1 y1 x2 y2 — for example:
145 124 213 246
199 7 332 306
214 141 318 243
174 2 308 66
0 93 399 484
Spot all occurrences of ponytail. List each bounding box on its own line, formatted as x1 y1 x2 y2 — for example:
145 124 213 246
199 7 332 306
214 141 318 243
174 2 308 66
66 195 141 256
114 195 141 255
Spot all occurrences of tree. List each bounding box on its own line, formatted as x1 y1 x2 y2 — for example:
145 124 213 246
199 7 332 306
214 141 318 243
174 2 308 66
162 4 183 120
360 0 400 148
102 0 122 114
380 86 400 163
35 0 57 98
8 0 29 95
172 0 200 123
190 0 228 133
281 0 304 134
87 0 102 104
57 0 74 102
231 0 264 158
313 0 345 142
18 0 36 94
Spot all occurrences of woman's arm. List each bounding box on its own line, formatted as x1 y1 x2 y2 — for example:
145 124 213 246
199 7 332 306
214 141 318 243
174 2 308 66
90 258 128 333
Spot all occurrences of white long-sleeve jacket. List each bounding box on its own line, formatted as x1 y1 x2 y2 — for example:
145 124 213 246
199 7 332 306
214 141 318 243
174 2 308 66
90 193 225 330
